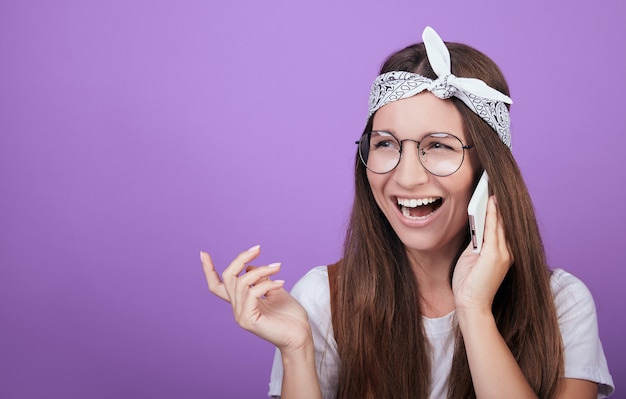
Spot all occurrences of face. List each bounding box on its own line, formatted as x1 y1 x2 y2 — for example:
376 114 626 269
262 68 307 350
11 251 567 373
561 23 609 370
368 92 480 257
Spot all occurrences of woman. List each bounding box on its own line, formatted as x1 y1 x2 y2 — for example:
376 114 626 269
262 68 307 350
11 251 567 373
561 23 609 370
201 27 614 398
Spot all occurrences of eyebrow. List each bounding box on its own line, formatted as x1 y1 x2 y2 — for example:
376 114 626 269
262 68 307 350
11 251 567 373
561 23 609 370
371 129 462 140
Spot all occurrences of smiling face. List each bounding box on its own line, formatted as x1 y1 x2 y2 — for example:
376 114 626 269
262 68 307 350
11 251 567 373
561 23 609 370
367 92 480 257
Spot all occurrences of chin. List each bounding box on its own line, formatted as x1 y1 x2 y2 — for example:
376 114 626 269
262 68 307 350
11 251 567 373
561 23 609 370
391 221 468 256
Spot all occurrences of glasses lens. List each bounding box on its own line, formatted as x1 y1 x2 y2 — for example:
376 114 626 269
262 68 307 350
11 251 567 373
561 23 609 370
359 131 401 174
419 133 465 176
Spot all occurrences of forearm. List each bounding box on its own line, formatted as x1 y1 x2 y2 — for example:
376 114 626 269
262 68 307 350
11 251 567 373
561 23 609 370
280 339 322 399
457 308 537 399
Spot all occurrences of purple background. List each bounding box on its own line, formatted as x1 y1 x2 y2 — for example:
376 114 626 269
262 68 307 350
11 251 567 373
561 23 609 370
1 1 624 397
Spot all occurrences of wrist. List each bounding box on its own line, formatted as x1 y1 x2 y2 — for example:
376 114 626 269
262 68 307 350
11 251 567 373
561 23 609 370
280 334 316 371
454 295 493 316
280 332 322 399
279 329 315 357
455 305 495 330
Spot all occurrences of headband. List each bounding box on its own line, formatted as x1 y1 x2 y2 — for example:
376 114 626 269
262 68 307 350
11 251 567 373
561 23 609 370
368 26 513 148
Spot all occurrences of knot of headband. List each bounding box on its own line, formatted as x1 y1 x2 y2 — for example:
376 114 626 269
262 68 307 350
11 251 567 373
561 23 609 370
368 26 513 148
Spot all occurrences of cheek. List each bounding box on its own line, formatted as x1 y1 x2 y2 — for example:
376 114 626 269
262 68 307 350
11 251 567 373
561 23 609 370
450 169 479 210
461 177 477 201
465 150 482 177
458 152 481 194
366 172 387 209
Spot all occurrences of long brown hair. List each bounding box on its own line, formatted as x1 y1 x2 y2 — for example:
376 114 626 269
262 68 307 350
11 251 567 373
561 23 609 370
331 41 564 398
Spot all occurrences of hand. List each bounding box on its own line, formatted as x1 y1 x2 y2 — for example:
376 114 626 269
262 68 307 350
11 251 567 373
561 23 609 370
452 196 513 313
201 245 313 353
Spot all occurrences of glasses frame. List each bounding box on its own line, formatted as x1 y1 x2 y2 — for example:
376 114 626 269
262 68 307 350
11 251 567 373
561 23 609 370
355 131 475 177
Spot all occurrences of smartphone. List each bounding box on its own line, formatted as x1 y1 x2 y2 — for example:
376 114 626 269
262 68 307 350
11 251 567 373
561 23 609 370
468 171 489 254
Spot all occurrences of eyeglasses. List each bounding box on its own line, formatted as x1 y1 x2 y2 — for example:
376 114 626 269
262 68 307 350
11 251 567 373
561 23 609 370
356 131 474 176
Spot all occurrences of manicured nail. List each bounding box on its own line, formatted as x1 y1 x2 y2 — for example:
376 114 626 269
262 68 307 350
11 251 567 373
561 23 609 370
200 251 205 262
274 280 285 284
268 262 281 268
247 244 261 252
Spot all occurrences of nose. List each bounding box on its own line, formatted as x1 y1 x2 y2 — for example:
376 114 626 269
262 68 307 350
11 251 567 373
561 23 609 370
392 140 430 188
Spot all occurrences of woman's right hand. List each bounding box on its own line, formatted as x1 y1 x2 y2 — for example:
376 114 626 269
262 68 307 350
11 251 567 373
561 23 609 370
201 245 313 353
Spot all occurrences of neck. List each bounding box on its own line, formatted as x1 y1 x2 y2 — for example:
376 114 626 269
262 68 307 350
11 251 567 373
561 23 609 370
405 232 465 287
405 235 466 318
407 249 452 288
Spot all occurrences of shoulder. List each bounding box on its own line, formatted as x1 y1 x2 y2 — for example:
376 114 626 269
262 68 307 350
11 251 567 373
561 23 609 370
290 266 331 320
550 268 596 321
291 265 329 300
549 268 598 341
549 268 615 396
550 268 593 303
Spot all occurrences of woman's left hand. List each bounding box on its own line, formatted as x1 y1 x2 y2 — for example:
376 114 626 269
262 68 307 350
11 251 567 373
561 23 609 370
452 195 513 313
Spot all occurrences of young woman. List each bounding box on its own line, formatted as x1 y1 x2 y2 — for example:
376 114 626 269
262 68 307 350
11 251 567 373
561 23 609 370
201 27 614 398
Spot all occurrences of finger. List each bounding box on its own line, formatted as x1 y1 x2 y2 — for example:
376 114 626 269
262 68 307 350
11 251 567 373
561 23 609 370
489 196 514 267
481 196 502 254
461 240 479 259
493 199 514 265
484 195 499 241
200 251 229 302
491 197 507 244
223 245 262 278
234 263 281 311
221 245 262 301
476 197 502 271
247 279 285 301
241 263 281 287
236 279 286 329
245 265 270 285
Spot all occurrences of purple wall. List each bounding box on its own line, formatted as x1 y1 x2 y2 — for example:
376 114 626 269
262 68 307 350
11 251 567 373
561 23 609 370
1 1 624 397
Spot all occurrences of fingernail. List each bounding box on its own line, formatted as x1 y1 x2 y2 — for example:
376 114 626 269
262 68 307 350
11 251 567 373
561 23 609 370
268 262 281 268
274 280 285 284
200 251 205 262
247 244 261 252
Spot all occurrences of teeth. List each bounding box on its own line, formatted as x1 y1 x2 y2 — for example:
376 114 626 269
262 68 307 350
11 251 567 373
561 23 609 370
397 197 439 208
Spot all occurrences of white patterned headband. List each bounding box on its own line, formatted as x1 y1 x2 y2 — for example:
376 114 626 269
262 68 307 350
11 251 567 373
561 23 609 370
368 26 513 148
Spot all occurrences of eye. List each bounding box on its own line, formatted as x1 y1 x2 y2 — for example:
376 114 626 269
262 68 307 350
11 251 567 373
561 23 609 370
428 141 454 151
370 131 400 151
374 139 399 149
421 133 461 153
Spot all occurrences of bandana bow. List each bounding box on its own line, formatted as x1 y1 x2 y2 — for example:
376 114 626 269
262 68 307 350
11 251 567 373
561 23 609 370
368 26 513 148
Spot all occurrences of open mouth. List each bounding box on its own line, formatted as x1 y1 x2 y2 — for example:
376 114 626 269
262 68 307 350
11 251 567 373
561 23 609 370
397 197 443 220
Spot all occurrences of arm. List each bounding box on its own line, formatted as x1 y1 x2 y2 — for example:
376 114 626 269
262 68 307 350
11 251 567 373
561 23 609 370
456 308 537 398
454 196 537 397
280 340 323 399
201 246 322 399
453 198 598 399
457 309 598 399
552 268 614 397
556 379 598 398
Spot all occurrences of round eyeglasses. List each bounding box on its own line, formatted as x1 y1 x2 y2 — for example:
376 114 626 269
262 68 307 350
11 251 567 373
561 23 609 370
356 131 474 177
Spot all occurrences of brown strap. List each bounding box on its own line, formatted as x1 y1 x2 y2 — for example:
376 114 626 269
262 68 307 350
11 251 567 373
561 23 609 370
327 260 341 339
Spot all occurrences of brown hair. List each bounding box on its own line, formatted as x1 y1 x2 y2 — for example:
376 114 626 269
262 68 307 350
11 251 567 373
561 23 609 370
331 41 564 398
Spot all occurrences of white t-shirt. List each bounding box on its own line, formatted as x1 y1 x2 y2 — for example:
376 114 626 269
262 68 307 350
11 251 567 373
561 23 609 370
268 266 615 398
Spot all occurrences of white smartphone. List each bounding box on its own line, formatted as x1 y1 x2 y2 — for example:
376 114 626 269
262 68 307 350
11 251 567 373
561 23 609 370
468 171 489 254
